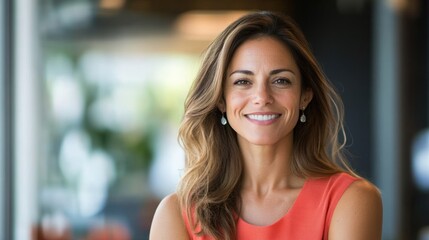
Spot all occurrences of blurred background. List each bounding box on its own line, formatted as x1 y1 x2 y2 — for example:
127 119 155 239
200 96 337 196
0 0 428 239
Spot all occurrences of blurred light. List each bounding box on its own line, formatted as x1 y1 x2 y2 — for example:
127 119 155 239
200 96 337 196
412 129 429 191
59 129 91 183
387 0 420 15
78 149 116 217
47 54 85 128
51 77 85 127
148 124 185 198
59 130 116 218
174 10 249 40
79 51 150 86
80 51 197 130
88 89 145 132
99 0 125 10
387 0 407 11
78 51 115 86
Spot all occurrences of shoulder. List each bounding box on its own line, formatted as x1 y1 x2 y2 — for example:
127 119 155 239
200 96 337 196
329 178 383 240
149 193 190 240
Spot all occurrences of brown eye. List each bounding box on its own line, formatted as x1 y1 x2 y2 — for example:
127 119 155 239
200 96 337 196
234 79 251 85
273 78 291 85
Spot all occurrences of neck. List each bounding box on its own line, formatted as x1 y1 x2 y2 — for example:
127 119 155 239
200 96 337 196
238 137 299 194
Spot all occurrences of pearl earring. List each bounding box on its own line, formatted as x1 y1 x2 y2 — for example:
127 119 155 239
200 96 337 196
221 113 227 125
300 108 307 123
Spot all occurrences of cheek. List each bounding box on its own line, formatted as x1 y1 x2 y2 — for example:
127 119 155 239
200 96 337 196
277 93 301 107
225 92 248 112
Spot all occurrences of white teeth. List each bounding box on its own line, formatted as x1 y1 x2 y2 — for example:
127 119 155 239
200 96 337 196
247 114 279 121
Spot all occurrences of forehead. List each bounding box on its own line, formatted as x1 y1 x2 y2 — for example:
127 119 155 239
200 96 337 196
228 36 299 72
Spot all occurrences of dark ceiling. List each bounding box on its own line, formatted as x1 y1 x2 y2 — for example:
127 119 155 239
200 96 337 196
123 0 294 14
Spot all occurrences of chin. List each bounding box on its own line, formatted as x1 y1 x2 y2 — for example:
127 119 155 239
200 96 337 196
242 136 280 146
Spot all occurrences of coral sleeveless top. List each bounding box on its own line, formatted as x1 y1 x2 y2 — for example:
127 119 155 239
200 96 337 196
182 173 359 240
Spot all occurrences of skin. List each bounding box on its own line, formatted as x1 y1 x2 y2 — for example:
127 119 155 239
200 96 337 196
149 193 188 240
220 36 312 226
149 36 382 239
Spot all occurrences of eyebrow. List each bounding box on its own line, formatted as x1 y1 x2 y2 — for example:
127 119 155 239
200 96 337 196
229 68 296 77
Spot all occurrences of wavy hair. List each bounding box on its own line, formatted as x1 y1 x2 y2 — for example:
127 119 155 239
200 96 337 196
177 11 355 240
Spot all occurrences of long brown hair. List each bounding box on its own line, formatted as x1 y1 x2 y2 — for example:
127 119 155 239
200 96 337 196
177 11 354 239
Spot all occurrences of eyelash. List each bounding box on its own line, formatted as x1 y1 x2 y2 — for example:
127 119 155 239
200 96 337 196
232 78 292 86
273 78 292 85
233 79 251 85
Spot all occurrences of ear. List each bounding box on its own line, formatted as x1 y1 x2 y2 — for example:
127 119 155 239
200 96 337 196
217 98 226 113
300 88 313 109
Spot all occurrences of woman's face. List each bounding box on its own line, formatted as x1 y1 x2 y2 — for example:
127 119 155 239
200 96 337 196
222 36 312 146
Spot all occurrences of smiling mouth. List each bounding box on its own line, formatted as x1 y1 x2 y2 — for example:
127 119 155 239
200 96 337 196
246 114 281 121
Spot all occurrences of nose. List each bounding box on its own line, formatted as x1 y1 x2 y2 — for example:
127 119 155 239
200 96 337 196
253 83 273 105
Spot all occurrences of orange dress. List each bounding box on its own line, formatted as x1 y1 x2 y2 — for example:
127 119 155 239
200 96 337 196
183 173 359 240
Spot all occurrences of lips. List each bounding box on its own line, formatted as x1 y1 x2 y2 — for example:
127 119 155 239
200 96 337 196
246 114 281 121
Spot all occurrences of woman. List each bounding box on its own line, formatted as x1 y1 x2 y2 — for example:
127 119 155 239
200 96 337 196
150 11 382 240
